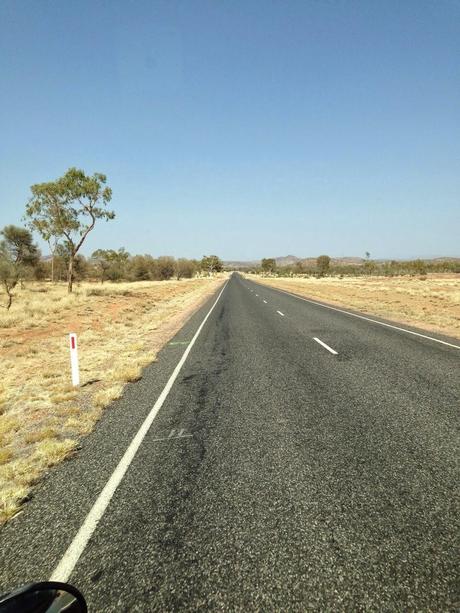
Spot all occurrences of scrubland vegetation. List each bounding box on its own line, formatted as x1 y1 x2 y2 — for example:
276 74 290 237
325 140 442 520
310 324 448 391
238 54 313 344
0 166 227 523
0 276 226 523
2 163 457 525
256 255 460 277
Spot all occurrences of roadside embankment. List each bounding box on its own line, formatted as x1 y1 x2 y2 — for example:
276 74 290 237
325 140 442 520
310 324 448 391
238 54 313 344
0 276 226 523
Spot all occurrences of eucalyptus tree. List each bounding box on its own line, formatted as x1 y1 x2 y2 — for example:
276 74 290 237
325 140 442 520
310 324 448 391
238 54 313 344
201 255 223 275
0 225 40 309
25 168 114 292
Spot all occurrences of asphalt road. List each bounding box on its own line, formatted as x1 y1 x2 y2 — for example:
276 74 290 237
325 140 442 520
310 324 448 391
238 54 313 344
1 273 459 611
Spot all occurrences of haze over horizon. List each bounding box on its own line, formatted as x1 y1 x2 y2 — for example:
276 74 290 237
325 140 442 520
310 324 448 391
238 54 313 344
1 0 459 260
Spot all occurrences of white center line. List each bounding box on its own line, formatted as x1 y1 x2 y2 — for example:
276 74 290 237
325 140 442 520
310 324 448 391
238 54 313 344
276 310 285 317
313 337 338 355
259 284 460 350
50 281 229 583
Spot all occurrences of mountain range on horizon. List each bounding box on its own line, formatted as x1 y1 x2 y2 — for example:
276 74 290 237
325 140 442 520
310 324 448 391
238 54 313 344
223 255 460 269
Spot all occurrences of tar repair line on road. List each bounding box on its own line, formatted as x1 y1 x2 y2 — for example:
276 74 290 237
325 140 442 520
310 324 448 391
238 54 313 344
50 280 229 584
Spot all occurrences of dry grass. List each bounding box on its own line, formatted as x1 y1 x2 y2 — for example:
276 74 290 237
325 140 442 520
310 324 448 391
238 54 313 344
0 276 226 522
250 274 460 339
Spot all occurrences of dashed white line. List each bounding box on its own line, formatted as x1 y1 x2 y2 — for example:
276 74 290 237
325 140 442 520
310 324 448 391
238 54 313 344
260 284 460 350
263 300 267 304
276 310 285 317
313 337 338 355
50 281 229 583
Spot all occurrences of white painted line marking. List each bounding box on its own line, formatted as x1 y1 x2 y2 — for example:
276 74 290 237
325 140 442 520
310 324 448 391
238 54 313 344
50 281 229 583
313 337 338 355
258 285 460 350
276 310 285 317
255 294 258 297
263 300 267 304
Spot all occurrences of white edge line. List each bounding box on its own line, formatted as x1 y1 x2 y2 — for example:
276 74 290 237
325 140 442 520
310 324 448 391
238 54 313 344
313 337 338 355
50 280 229 583
276 310 285 317
258 284 460 350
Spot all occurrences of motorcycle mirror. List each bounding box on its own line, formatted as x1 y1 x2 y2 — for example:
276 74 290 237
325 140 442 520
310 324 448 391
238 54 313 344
0 581 87 612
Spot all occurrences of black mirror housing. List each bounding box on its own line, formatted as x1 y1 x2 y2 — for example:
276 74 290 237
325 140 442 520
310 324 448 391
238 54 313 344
0 581 87 613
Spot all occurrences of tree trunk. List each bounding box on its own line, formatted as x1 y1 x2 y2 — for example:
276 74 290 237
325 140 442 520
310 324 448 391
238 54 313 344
4 281 12 310
51 254 55 283
68 256 74 293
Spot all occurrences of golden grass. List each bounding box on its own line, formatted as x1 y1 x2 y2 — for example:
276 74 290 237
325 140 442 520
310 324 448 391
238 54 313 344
92 384 124 408
24 428 57 444
250 274 460 339
0 276 226 522
0 449 13 465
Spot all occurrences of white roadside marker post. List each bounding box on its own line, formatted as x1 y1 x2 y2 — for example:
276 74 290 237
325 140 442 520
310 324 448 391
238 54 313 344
69 333 80 387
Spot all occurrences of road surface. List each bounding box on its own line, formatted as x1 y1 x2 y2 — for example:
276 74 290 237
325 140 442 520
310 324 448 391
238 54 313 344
1 273 459 611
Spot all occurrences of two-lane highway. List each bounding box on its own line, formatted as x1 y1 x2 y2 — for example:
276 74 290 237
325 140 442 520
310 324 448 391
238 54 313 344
1 273 458 611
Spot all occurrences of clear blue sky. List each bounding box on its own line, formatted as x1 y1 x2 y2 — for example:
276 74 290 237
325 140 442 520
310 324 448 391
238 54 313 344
0 0 458 260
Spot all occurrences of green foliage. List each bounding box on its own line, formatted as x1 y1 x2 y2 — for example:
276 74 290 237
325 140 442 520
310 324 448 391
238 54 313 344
262 256 459 278
411 259 427 276
175 258 197 279
25 167 114 292
128 255 155 281
91 248 130 282
316 255 331 276
0 226 41 308
0 243 19 310
261 258 276 273
0 225 40 267
156 256 176 280
201 255 223 274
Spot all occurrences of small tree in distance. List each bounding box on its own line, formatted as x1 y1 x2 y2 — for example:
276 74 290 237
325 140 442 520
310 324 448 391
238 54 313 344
25 168 114 292
91 249 112 283
201 255 223 275
91 248 129 282
0 225 40 309
0 244 19 310
316 255 331 277
364 251 376 275
156 256 176 280
175 258 197 280
0 225 40 269
261 258 276 273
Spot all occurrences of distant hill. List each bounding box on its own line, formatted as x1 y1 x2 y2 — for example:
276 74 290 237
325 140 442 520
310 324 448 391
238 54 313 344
223 260 260 270
274 255 300 267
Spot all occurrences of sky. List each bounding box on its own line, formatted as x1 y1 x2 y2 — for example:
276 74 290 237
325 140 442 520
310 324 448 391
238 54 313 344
0 0 459 260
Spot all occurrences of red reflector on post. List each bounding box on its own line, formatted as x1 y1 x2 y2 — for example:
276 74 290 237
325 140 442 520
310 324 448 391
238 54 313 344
69 333 79 387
